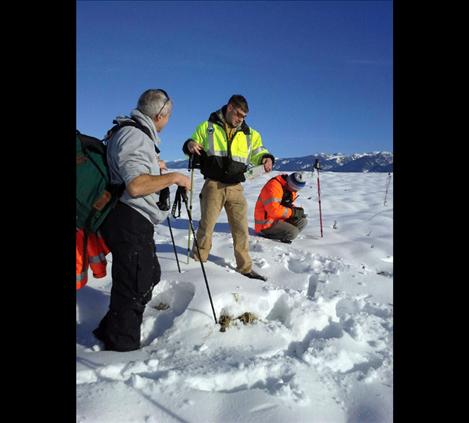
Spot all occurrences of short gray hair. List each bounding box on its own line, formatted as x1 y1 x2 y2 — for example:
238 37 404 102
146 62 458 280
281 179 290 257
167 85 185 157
137 89 172 118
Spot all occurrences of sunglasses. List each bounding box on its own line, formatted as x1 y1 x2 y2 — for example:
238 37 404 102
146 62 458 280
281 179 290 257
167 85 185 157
229 103 247 119
233 107 247 119
156 89 170 117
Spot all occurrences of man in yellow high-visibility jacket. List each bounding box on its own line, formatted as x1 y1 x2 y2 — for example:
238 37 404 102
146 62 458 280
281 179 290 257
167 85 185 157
182 95 274 280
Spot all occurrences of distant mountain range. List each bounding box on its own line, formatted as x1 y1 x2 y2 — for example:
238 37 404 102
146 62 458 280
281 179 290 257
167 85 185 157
166 151 393 173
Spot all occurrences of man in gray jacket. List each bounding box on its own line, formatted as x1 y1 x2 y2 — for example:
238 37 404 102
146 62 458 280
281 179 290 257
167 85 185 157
93 89 191 352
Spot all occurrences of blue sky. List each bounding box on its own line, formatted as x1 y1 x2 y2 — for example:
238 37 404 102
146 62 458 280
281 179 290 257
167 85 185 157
77 0 392 161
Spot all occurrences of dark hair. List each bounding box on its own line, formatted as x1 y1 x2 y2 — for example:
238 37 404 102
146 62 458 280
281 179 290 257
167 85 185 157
227 94 249 113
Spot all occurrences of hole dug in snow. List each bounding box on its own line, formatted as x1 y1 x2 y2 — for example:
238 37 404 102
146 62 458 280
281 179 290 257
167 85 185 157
219 312 258 332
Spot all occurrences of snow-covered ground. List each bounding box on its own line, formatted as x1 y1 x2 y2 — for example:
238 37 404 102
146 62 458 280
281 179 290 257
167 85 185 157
77 170 393 423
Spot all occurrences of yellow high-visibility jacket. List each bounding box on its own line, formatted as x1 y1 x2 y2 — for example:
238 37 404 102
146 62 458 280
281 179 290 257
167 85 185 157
183 106 274 184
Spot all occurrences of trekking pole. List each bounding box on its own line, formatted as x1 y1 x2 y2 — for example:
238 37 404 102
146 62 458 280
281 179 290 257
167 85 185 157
314 159 324 237
158 170 181 273
187 156 195 264
383 172 392 206
167 216 181 273
173 187 217 324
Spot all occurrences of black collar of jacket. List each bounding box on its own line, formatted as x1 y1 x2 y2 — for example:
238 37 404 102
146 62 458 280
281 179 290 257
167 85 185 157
208 105 251 135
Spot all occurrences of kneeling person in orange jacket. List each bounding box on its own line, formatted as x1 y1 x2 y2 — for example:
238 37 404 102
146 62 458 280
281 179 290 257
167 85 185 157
254 172 308 243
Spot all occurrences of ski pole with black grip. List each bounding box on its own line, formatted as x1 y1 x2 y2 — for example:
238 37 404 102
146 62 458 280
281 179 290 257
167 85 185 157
157 185 181 273
167 215 181 273
314 159 324 237
173 186 218 324
187 155 195 264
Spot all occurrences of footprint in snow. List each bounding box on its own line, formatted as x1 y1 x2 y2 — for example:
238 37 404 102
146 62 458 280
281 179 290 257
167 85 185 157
286 253 343 276
141 281 195 346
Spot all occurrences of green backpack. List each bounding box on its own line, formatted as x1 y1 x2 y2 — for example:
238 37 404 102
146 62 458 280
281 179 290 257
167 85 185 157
76 130 123 233
76 120 154 234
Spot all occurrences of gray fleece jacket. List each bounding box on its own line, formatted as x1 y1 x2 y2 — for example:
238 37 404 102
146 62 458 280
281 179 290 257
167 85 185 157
106 109 169 225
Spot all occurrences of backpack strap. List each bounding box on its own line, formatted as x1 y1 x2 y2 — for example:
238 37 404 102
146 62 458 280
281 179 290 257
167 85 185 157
106 118 160 154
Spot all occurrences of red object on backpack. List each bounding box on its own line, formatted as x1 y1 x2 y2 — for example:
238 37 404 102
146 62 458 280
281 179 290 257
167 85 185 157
76 229 110 290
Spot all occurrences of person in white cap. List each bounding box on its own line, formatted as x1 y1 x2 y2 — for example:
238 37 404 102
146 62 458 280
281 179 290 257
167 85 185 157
254 172 308 243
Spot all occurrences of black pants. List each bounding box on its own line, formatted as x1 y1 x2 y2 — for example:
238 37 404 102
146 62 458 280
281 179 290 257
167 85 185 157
94 202 161 352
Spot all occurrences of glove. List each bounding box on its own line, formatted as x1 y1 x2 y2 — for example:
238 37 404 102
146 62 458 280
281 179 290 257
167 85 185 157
286 207 305 225
291 207 305 219
188 149 207 170
157 187 171 211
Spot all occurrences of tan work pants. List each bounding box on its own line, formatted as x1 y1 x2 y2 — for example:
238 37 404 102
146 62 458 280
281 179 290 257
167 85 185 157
193 179 252 273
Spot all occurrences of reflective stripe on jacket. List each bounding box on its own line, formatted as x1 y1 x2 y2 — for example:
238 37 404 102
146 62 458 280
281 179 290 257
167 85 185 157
76 229 110 290
192 120 267 164
254 175 298 232
186 106 274 184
